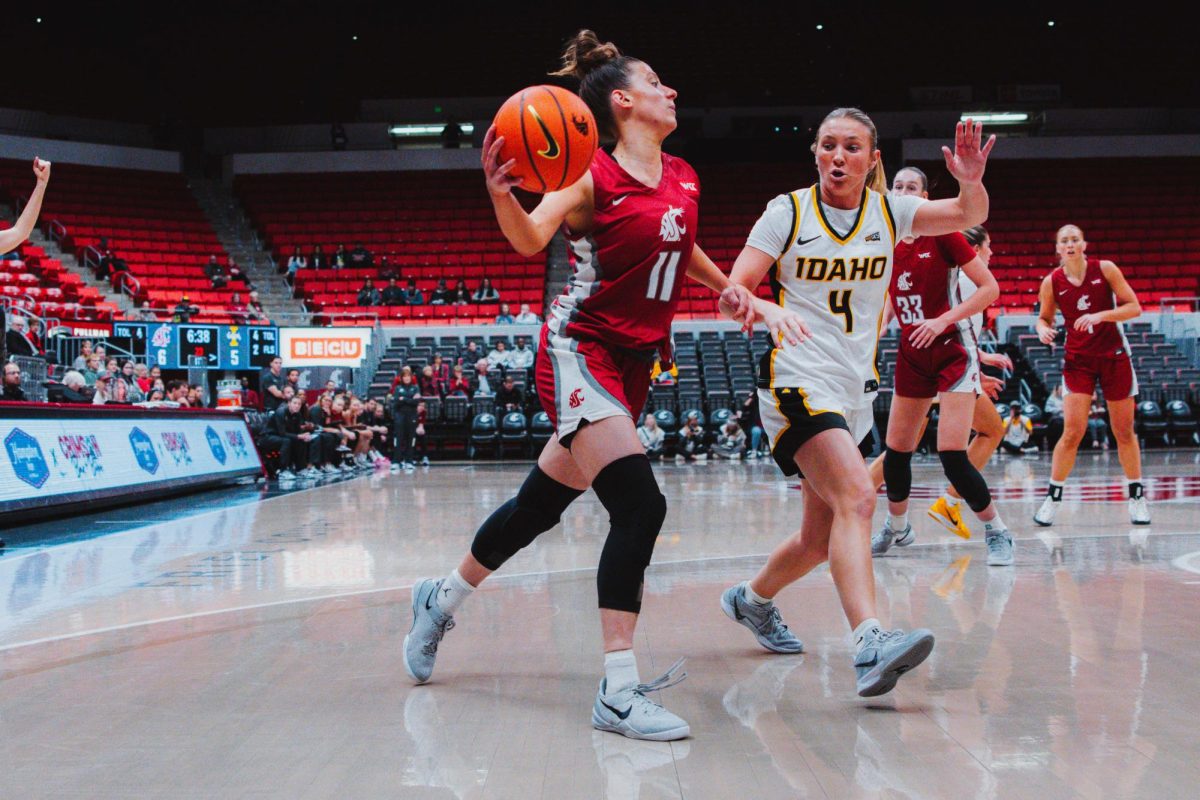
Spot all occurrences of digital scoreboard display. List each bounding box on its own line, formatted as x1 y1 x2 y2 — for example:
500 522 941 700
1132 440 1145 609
118 323 281 370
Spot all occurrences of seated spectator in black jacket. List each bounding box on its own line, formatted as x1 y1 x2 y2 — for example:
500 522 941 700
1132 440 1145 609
265 395 321 479
332 244 349 270
6 315 37 357
310 393 352 472
349 243 373 268
472 277 500 304
379 256 398 281
61 370 92 403
173 297 198 323
451 286 470 305
310 244 328 271
2 362 27 401
357 279 381 307
381 278 406 306
404 278 426 305
205 255 228 289
429 279 452 305
495 376 524 413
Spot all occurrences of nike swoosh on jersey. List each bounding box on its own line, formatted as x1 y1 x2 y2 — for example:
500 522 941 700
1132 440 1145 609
1057 290 1070 296
612 195 629 206
1091 279 1103 284
600 699 632 720
795 236 819 246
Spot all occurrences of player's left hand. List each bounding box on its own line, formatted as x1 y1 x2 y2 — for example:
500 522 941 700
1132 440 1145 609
979 350 1013 371
1074 313 1102 332
718 284 758 331
908 316 951 349
760 302 811 347
32 157 51 183
981 373 1004 400
942 119 995 185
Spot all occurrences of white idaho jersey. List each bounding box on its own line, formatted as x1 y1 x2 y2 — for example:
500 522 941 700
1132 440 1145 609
747 186 925 412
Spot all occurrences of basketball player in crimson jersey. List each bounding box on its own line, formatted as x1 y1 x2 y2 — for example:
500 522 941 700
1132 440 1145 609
402 30 805 742
870 167 1013 566
1034 224 1149 526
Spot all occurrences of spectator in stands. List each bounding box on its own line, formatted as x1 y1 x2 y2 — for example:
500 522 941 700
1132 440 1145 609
379 256 398 281
332 244 349 270
136 301 160 322
268 395 321 480
713 418 748 460
487 340 512 370
120 361 145 403
473 359 494 396
413 401 430 467
637 414 665 459
447 363 471 396
104 358 120 381
149 364 162 386
460 340 481 365
1087 393 1109 450
2 362 26 401
676 412 708 462
510 337 534 370
737 390 766 458
496 375 524 413
173 296 198 323
429 279 452 305
5 315 38 357
1000 403 1035 455
92 373 115 405
228 292 249 321
350 243 373 268
101 248 130 282
146 388 164 402
239 376 261 410
81 355 101 386
430 354 451 394
205 255 228 289
515 303 541 324
392 370 421 469
418 365 438 397
473 278 500 304
309 393 347 473
451 284 470 306
227 257 249 289
72 340 94 371
163 380 188 406
62 371 91 403
382 277 406 306
261 356 286 411
494 303 515 324
286 246 307 281
364 399 391 462
247 290 267 322
343 398 377 468
285 368 302 398
356 278 381 307
403 278 426 305
134 362 151 393
310 244 328 271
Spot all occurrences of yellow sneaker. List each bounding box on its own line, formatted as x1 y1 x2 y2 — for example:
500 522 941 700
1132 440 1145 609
927 496 972 540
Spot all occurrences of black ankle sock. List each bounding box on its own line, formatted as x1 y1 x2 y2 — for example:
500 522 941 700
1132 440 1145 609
1048 483 1064 501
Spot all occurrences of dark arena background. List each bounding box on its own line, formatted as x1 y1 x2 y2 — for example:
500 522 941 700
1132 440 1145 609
2 4 1198 797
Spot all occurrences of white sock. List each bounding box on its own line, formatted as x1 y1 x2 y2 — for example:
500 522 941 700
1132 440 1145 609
853 617 882 651
744 582 773 606
437 569 474 615
888 512 908 532
941 491 959 506
983 512 1006 533
604 649 639 695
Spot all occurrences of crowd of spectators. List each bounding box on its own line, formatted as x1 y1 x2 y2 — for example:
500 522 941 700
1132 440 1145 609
634 391 770 463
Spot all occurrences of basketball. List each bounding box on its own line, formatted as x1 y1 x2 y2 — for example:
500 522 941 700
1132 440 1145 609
492 85 598 193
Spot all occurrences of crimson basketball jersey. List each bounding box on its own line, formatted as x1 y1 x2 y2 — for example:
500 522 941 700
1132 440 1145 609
546 148 700 351
890 233 979 348
1051 259 1129 358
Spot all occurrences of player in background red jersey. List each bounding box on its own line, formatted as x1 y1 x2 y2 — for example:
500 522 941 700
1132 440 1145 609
1034 224 1149 526
401 30 805 742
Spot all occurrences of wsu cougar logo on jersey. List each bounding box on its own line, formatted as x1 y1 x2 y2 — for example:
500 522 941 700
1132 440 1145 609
896 271 913 291
659 207 686 243
1077 295 1091 311
568 388 584 409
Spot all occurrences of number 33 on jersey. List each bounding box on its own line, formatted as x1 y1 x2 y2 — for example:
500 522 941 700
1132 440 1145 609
745 185 925 402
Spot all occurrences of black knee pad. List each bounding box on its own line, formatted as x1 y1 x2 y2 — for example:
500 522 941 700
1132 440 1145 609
938 449 992 513
883 448 914 504
592 454 667 613
470 466 584 570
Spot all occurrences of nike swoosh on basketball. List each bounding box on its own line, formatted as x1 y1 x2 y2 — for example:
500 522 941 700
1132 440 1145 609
601 699 632 720
612 195 629 206
795 236 819 246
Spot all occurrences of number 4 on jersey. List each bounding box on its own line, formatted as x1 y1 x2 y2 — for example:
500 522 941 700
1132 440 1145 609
646 251 681 302
828 289 854 333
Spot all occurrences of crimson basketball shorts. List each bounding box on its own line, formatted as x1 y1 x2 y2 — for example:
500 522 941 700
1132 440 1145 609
536 327 653 448
758 386 874 478
1063 352 1138 400
893 337 981 399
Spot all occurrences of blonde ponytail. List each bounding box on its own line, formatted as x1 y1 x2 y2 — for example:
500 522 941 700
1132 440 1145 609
867 153 887 195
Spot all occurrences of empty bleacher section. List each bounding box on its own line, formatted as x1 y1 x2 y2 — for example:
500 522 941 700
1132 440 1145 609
0 159 242 323
234 172 545 324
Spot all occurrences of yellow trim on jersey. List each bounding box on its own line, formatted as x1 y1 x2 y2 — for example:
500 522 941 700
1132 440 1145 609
811 185 868 246
770 388 790 448
881 194 897 248
795 385 839 417
871 290 888 382
784 191 802 255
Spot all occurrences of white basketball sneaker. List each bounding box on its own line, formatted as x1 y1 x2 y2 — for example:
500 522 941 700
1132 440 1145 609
1129 496 1150 525
1033 495 1060 527
592 659 690 741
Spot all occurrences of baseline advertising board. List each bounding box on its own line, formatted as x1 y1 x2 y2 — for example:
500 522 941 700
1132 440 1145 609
0 406 263 519
279 327 372 368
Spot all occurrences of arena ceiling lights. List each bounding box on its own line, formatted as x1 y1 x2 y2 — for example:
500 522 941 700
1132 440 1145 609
388 123 475 138
959 111 1030 125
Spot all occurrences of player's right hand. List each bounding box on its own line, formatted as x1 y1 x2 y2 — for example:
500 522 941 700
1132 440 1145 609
760 302 811 348
482 125 521 197
1037 325 1057 345
981 374 1004 400
32 157 51 183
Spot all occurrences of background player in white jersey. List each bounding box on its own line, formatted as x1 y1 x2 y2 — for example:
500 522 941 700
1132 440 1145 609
718 109 995 697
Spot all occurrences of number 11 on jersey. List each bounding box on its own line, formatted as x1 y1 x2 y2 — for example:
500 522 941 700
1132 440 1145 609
646 251 682 302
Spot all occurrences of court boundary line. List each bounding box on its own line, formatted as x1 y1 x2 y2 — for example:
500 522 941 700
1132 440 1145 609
2 529 1195 655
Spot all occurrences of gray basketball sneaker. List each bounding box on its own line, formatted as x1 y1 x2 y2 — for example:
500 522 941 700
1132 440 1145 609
854 626 935 697
871 522 914 556
986 529 1015 566
592 659 690 741
1033 495 1060 526
1129 496 1150 525
403 578 456 684
720 582 804 653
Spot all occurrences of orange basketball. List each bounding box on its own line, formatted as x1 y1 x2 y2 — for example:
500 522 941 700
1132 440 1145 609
493 85 598 194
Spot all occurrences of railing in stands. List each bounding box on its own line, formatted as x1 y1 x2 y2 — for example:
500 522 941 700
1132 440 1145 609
10 354 49 401
44 219 67 248
81 244 103 278
116 271 141 301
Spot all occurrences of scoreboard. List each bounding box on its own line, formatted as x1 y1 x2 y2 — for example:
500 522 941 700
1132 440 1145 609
110 323 281 370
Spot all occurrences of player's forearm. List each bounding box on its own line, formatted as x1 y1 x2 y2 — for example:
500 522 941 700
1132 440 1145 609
0 180 47 253
686 246 731 293
1100 300 1141 323
938 281 997 328
953 181 989 229
490 193 552 257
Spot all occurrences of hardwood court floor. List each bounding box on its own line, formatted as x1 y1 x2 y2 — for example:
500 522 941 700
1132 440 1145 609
2 449 1199 799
